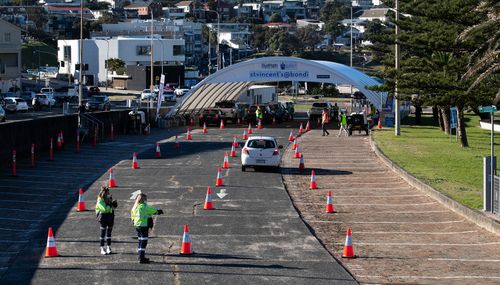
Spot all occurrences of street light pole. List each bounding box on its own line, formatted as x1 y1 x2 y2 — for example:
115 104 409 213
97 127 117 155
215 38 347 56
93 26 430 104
394 0 401 136
78 0 84 112
150 11 154 94
104 39 109 90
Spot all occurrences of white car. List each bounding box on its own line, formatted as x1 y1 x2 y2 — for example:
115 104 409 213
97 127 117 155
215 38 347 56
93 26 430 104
35 94 56 106
241 136 282 171
174 88 190 97
141 89 157 100
4 97 29 112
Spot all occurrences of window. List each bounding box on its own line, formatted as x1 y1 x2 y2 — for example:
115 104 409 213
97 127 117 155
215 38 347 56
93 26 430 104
173 45 184 56
63 46 71 61
136 45 151 56
4 33 11 42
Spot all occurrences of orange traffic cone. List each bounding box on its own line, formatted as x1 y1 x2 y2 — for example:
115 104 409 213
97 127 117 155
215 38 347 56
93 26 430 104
299 155 305 170
45 227 59 257
294 145 301 159
220 120 225 129
310 170 318 189
243 129 248 140
180 224 192 255
325 191 335 213
248 123 253 134
204 187 214 210
305 121 311 132
232 137 238 148
186 128 192 140
175 135 180 149
288 130 294 142
132 152 139 169
155 143 161 158
292 139 298 151
215 167 224 186
108 168 117 188
257 119 263 129
76 188 87 211
377 117 383 129
230 145 237 157
203 123 207 134
222 152 230 168
299 123 304 134
342 228 355 258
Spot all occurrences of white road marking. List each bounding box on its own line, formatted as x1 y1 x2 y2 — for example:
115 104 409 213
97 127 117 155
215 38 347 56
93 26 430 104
335 241 500 246
427 258 500 262
309 220 465 224
296 202 438 206
356 230 478 235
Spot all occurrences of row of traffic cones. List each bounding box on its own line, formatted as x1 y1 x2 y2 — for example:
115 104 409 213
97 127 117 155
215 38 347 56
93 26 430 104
45 223 196 257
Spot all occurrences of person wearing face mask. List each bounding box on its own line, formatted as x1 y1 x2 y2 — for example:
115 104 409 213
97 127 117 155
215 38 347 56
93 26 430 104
95 186 118 255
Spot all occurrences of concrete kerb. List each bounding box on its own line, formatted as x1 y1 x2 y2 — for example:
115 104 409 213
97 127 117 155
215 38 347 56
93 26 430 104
369 134 500 235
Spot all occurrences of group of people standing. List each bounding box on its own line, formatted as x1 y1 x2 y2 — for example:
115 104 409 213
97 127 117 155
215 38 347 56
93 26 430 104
95 186 163 264
321 108 348 137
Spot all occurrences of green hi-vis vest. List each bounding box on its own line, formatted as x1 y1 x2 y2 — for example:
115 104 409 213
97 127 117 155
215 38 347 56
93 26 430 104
131 203 157 227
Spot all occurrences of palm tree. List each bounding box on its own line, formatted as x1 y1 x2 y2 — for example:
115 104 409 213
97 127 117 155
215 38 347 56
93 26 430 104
459 0 500 101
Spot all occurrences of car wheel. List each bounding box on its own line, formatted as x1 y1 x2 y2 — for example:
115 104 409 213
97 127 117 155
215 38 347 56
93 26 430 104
241 165 246 172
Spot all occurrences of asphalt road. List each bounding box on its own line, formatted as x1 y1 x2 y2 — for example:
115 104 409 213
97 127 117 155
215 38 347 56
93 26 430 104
0 125 356 284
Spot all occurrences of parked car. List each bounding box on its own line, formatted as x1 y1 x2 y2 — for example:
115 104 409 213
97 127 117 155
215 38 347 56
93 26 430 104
40 87 55 97
214 100 241 123
141 89 155 100
4 97 29 112
268 103 288 122
0 105 6 122
241 136 283 171
0 94 5 107
199 108 225 126
88 86 100 96
347 112 369 136
307 102 333 121
35 94 56 107
85 95 111 111
174 88 190 97
162 89 176 102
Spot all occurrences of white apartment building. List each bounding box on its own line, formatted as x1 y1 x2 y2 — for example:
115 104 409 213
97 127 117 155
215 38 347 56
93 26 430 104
0 19 22 93
57 36 185 88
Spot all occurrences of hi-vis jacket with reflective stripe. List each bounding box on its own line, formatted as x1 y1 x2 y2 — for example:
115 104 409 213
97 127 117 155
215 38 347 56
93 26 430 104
95 197 113 214
131 203 157 227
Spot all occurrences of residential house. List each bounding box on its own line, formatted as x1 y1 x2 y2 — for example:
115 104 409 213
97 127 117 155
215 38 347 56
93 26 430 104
296 19 324 30
124 1 163 19
358 7 390 22
175 0 194 13
163 7 186 19
262 1 282 22
282 0 306 21
45 4 95 37
352 0 374 9
0 19 22 93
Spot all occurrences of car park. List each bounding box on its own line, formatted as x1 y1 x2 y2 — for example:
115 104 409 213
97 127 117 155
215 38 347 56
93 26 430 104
141 89 156 100
4 97 29 112
241 136 282 171
0 105 6 122
199 108 225 126
86 95 111 111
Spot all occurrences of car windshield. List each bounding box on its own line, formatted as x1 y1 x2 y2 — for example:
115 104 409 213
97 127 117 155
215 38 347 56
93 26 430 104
247 139 275 149
215 102 235 108
312 103 328 108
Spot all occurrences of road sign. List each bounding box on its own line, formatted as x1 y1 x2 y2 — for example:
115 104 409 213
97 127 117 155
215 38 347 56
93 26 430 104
479 106 497 113
450 107 458 129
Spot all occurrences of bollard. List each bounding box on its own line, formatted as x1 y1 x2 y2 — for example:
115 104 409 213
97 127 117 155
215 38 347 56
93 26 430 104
31 144 36 167
12 149 17 177
76 131 80 153
110 123 114 140
49 138 54 161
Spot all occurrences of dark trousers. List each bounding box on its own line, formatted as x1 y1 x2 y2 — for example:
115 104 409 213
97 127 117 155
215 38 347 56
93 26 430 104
99 221 113 246
136 227 149 259
322 123 329 135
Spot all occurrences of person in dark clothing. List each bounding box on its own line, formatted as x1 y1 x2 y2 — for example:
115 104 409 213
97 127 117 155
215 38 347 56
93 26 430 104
95 186 117 255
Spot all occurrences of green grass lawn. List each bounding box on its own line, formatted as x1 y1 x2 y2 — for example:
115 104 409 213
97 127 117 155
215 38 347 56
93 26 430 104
372 114 497 209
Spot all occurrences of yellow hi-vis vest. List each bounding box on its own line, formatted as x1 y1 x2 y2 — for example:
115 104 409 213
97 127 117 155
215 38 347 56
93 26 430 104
95 197 113 214
131 203 157 227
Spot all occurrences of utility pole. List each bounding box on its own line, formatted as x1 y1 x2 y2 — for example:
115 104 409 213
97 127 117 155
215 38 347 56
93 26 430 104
150 11 154 94
79 0 83 109
394 0 401 136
